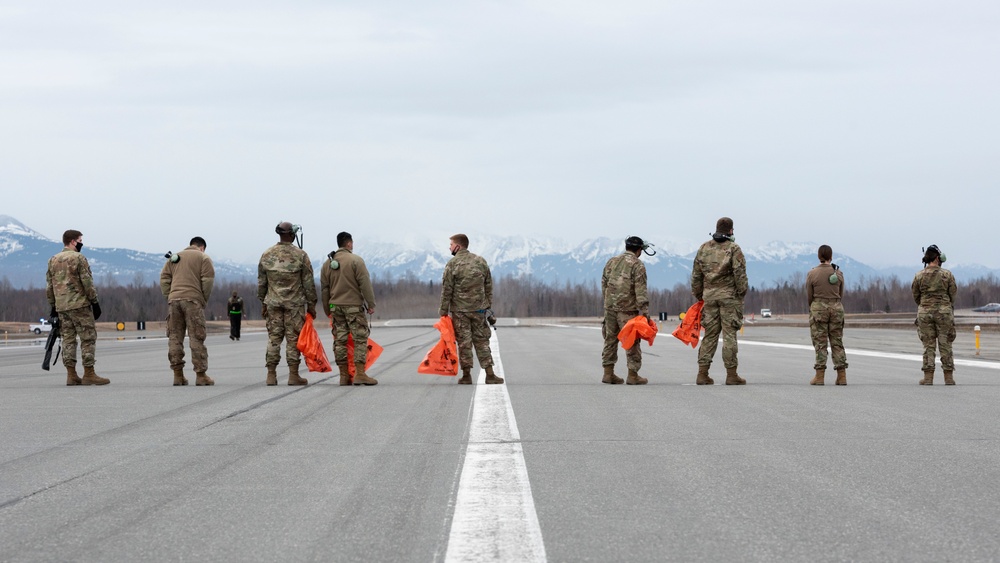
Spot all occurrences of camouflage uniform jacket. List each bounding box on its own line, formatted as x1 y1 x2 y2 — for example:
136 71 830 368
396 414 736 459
160 245 215 306
321 248 376 310
257 242 317 309
46 248 99 312
439 249 492 315
602 251 649 314
691 238 748 301
911 265 956 310
806 264 844 305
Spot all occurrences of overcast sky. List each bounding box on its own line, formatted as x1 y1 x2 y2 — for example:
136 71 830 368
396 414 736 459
2 1 997 267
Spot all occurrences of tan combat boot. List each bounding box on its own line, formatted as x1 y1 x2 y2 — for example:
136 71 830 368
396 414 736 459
338 364 352 386
919 370 934 385
626 369 647 385
835 369 847 386
696 365 714 385
458 368 473 385
484 366 504 385
81 366 110 385
266 366 278 386
602 365 624 385
353 363 378 386
725 367 746 385
196 372 215 386
810 369 825 386
66 366 82 386
173 368 188 386
287 364 308 386
943 371 955 385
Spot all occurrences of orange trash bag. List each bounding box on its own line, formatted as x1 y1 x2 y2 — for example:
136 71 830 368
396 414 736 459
417 316 459 376
672 301 705 348
297 313 333 372
347 334 383 376
618 315 658 350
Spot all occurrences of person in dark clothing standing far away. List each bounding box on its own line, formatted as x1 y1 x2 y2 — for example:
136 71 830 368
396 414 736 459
228 290 244 341
912 244 957 385
691 217 748 385
439 234 503 385
46 229 108 386
805 245 847 386
600 236 652 385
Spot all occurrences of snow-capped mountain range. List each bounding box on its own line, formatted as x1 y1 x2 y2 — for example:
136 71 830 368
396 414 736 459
2 215 997 290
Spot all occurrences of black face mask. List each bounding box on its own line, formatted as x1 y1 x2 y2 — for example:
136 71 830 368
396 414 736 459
75 242 83 252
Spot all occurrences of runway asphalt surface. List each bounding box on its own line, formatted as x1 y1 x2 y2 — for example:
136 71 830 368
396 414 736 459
1 319 999 562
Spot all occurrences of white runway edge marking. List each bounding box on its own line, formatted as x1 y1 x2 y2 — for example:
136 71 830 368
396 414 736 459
444 329 547 563
740 339 1000 370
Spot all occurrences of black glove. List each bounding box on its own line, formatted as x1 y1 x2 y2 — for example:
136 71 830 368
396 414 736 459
91 302 102 320
50 306 58 318
306 306 317 319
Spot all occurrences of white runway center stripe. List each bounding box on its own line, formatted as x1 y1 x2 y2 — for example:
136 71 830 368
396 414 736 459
444 329 547 563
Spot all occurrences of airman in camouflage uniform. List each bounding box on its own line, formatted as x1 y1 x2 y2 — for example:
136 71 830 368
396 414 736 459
912 244 957 385
321 231 378 386
439 234 503 385
601 236 651 385
160 237 215 386
258 222 317 386
806 245 848 385
45 229 108 386
691 217 748 385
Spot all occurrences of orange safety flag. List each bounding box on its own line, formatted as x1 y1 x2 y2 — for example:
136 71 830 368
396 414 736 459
297 313 333 372
347 334 383 376
617 315 658 350
672 301 705 348
417 316 459 376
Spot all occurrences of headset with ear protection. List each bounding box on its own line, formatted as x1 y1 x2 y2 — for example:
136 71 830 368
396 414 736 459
276 222 304 248
923 244 947 264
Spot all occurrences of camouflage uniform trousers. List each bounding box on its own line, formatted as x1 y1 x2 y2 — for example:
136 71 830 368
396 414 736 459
265 305 305 368
167 300 208 372
602 309 642 372
916 306 956 372
452 311 494 371
698 298 743 369
60 306 97 369
331 305 370 366
809 298 848 370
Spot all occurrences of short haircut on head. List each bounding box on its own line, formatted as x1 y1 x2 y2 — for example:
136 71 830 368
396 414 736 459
450 233 469 249
716 217 734 233
62 230 82 246
190 236 207 248
818 245 832 262
337 232 352 248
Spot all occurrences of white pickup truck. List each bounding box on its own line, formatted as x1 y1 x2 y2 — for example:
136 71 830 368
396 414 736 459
29 319 53 335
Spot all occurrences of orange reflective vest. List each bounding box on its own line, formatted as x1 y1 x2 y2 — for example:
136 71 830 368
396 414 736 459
618 315 658 350
672 301 705 348
418 316 460 376
297 313 333 373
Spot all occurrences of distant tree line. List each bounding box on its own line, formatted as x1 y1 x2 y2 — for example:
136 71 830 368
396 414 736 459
3 273 1000 323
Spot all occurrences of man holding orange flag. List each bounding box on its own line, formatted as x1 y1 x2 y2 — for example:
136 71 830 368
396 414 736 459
601 236 653 385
